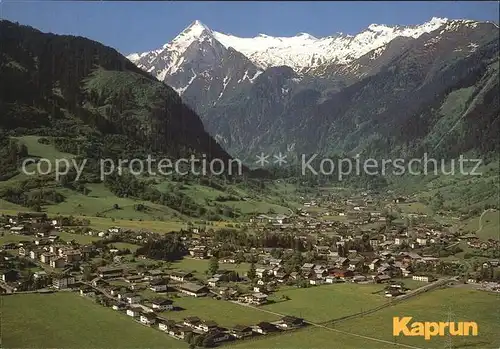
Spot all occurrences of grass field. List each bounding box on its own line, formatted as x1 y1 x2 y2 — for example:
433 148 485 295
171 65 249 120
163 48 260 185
390 278 428 290
397 202 433 215
109 242 141 252
262 283 388 323
461 210 499 240
333 288 500 348
1 292 186 348
228 326 371 349
0 232 35 245
160 296 279 327
56 231 101 244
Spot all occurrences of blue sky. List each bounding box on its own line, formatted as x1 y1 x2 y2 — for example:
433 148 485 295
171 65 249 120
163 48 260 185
1 1 498 54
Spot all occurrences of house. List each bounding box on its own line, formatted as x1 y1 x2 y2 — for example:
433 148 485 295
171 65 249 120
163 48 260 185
10 226 27 234
200 320 218 333
277 316 304 329
63 249 82 263
416 237 428 246
52 276 76 289
170 271 193 282
231 325 253 339
275 272 288 283
352 275 367 283
124 293 141 304
140 313 157 325
369 259 381 271
125 275 143 283
247 292 268 305
112 302 127 311
374 274 392 283
348 258 364 271
18 247 28 256
183 316 202 329
177 283 208 297
309 278 323 286
394 236 408 246
29 250 41 260
33 271 47 279
79 287 95 297
149 279 168 292
168 325 193 340
269 258 282 266
254 322 279 335
126 306 141 317
207 277 221 287
255 268 266 278
189 245 208 259
34 238 50 246
325 276 338 284
385 289 404 297
97 266 123 279
207 330 231 344
158 319 177 332
301 263 315 273
40 252 56 264
1 270 19 282
412 275 436 282
50 257 66 269
142 269 164 281
331 269 354 280
151 298 174 311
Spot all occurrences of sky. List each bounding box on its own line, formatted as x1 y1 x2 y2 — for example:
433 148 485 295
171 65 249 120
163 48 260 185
1 1 498 55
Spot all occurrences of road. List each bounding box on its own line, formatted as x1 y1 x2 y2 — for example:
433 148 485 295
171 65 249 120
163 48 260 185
476 208 497 235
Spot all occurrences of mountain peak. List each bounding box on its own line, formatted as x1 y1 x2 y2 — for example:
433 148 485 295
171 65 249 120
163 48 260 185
183 20 212 35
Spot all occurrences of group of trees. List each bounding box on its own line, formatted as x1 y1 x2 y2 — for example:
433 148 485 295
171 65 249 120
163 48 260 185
184 332 215 348
134 234 187 261
0 135 26 180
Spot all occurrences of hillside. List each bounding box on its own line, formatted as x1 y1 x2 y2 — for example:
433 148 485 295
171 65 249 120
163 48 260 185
0 20 294 222
130 18 499 162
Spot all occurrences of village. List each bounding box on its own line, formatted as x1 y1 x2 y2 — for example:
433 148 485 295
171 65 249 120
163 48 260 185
1 192 499 347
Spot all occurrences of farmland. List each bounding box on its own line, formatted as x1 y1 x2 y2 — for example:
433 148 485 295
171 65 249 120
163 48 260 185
160 296 280 327
228 326 370 349
1 292 185 348
333 288 500 348
263 283 388 323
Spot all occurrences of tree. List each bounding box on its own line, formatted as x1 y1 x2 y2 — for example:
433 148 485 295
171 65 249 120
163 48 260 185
184 332 194 344
247 261 256 280
431 191 444 212
202 336 215 348
208 256 219 275
194 335 205 347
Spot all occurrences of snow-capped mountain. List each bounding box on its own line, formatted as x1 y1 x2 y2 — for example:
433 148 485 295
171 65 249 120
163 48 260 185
129 17 450 76
128 20 261 104
127 18 498 162
212 17 449 70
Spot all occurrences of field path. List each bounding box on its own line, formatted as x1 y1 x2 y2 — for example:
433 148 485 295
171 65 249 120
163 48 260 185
230 301 425 349
476 208 497 234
